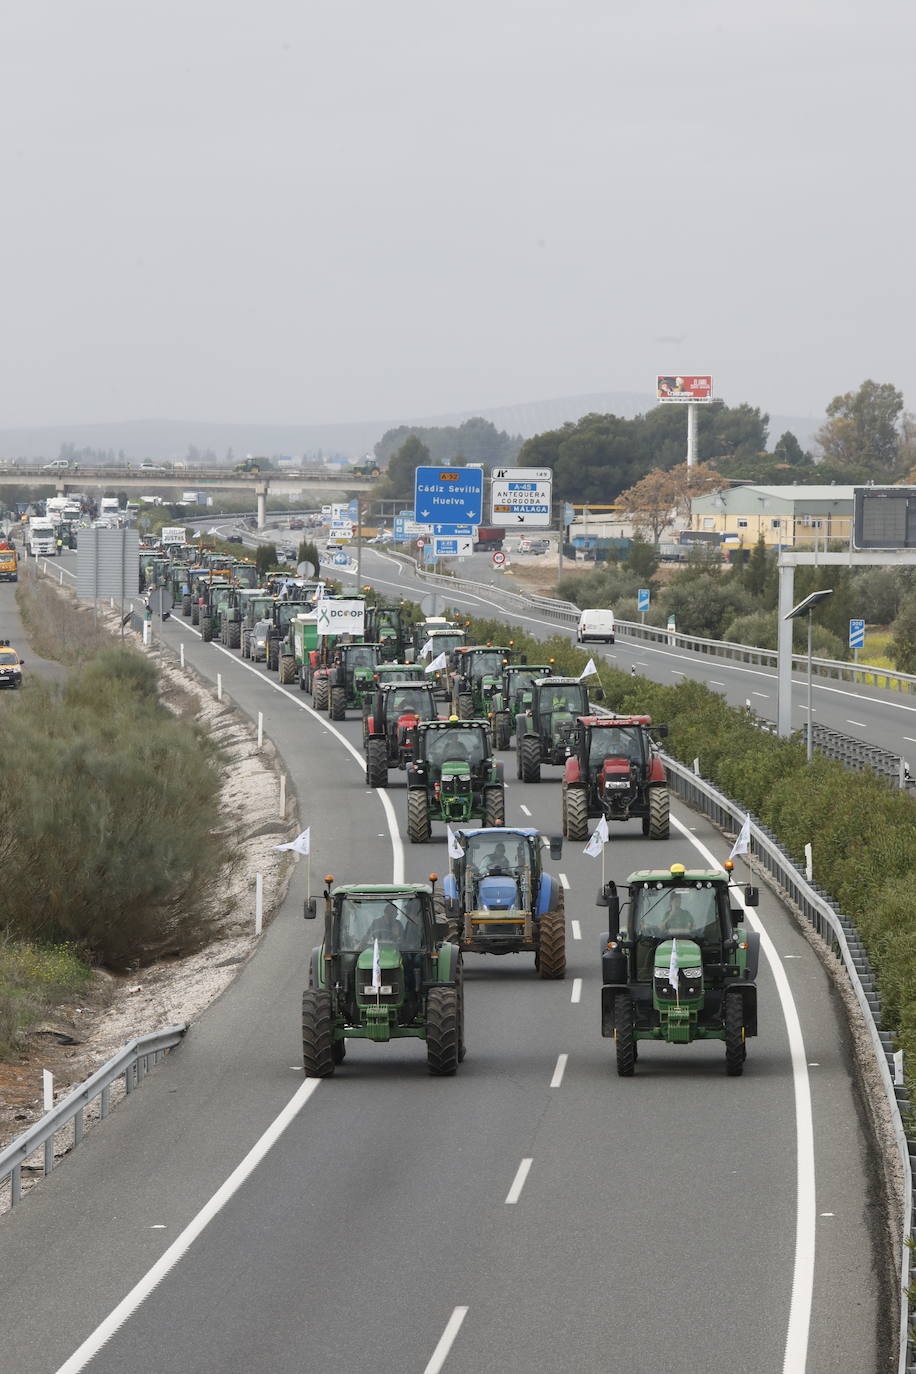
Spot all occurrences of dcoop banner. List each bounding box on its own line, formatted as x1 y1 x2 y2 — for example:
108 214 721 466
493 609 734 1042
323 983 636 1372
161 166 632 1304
314 599 365 637
656 375 713 403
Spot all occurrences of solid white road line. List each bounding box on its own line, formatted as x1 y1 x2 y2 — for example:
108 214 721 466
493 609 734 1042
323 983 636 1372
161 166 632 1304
549 1054 568 1088
505 1158 533 1204
54 1081 321 1373
571 919 581 940
558 872 570 889
570 978 582 1004
423 1307 469 1374
669 815 815 1373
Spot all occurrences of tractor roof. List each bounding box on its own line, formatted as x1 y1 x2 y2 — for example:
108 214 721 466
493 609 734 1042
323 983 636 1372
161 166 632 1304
627 868 725 886
418 718 487 731
457 645 512 655
579 714 653 727
331 883 433 897
377 680 432 692
536 676 582 688
507 664 552 676
454 827 541 840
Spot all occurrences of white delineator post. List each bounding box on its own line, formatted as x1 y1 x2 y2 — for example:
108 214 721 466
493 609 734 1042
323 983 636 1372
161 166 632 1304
180 643 185 669
257 712 264 749
686 403 697 467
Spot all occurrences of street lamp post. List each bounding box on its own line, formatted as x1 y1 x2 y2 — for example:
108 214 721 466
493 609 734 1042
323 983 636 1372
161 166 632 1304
784 588 834 762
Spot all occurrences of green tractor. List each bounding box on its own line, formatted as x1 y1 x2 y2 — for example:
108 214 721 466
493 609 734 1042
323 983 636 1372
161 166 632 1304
366 603 412 663
199 581 234 643
451 645 516 719
491 663 555 750
363 681 440 783
516 677 602 781
443 827 566 977
318 642 384 720
598 862 760 1076
419 627 467 699
301 880 464 1076
405 719 505 842
237 591 277 657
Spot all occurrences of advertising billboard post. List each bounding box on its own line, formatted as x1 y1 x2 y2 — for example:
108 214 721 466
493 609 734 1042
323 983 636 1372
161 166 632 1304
655 376 713 403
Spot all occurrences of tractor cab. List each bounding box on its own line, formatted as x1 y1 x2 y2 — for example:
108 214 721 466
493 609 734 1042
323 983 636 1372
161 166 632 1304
422 720 489 782
449 828 540 921
503 664 553 715
537 679 590 750
452 646 516 717
367 603 410 661
333 643 383 697
232 561 259 588
406 720 505 839
372 662 426 687
581 717 657 811
364 682 440 781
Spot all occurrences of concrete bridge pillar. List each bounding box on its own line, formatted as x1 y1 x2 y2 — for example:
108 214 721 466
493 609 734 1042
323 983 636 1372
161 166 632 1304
256 482 269 529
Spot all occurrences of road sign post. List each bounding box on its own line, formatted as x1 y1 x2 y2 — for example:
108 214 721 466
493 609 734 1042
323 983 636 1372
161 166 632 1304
637 587 650 624
492 550 507 568
849 617 865 664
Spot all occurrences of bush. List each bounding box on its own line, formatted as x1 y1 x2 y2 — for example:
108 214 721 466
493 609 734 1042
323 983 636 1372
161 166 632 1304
0 941 90 1056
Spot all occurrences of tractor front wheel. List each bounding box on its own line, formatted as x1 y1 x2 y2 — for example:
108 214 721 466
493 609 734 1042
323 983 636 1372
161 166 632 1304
494 712 512 750
329 685 347 720
301 989 336 1078
537 904 566 979
614 991 636 1077
201 616 213 642
725 992 746 1076
483 786 505 827
279 653 296 685
366 738 388 788
241 630 251 658
182 593 192 617
313 677 329 711
407 789 431 843
426 986 460 1076
228 622 241 650
648 785 670 840
457 692 474 720
564 786 589 840
519 734 541 783
191 602 200 626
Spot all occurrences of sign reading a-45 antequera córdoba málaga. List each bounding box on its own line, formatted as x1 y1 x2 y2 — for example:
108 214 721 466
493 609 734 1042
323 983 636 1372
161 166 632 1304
490 467 553 527
414 468 484 525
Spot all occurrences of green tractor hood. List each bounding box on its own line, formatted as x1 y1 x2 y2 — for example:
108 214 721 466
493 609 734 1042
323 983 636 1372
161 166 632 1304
652 937 704 1042
438 761 474 821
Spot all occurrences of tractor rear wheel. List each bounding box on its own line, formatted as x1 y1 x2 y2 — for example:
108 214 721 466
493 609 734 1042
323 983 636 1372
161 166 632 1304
537 904 566 979
182 593 192 617
483 786 505 827
191 602 200 626
201 616 213 642
494 712 511 750
329 685 346 719
519 734 541 783
457 692 474 720
279 653 296 685
313 677 329 711
564 787 589 840
241 630 251 658
426 986 460 1076
228 622 241 650
725 992 746 1076
648 786 670 839
614 991 636 1077
407 789 431 843
366 738 388 788
267 643 279 671
301 989 335 1078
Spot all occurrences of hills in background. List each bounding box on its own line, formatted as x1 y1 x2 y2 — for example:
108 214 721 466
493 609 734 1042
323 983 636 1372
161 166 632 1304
0 392 822 463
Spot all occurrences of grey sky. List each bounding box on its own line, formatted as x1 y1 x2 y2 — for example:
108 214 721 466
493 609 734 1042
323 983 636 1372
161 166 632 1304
2 0 913 429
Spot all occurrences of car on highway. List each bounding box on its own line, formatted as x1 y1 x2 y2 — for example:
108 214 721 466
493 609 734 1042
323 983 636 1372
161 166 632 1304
0 642 24 689
226 534 244 544
139 461 167 472
41 459 70 470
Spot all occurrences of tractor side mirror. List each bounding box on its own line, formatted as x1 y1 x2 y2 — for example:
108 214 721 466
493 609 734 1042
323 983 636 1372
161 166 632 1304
744 885 759 907
548 835 563 860
303 897 318 920
729 905 743 927
591 687 604 701
655 724 669 738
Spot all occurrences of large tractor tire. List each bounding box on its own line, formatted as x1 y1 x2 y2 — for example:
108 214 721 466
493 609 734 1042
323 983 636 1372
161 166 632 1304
279 653 296 685
483 786 505 827
267 642 279 672
301 989 336 1078
426 986 460 1076
228 622 242 650
725 992 746 1077
191 601 200 626
614 991 636 1077
536 906 566 980
182 593 192 617
365 738 389 788
456 692 474 720
313 677 329 711
407 789 431 843
564 786 589 841
493 712 512 750
201 616 213 643
329 685 347 720
455 957 467 1063
241 630 251 659
648 785 670 840
518 734 541 783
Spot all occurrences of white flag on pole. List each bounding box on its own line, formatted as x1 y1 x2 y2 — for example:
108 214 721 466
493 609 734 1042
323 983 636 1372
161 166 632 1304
583 814 609 857
420 638 434 660
447 826 464 859
728 815 751 859
579 657 598 680
274 826 311 856
668 937 680 994
371 938 381 990
425 651 447 675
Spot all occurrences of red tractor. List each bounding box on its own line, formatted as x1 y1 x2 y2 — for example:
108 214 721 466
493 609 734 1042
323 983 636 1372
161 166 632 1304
363 683 440 785
562 716 670 842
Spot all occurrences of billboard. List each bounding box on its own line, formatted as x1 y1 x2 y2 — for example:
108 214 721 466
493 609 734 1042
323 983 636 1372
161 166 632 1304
853 486 916 549
656 375 713 403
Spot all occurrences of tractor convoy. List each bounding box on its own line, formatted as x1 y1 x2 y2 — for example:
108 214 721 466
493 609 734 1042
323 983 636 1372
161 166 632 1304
138 535 758 1080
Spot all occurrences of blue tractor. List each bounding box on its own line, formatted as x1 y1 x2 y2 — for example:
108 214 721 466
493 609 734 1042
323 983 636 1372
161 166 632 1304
443 827 566 978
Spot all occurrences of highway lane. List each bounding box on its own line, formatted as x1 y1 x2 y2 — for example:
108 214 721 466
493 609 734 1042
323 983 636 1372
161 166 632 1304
2 560 884 1372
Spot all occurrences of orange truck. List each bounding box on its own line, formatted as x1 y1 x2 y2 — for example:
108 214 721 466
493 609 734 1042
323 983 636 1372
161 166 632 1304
0 544 18 582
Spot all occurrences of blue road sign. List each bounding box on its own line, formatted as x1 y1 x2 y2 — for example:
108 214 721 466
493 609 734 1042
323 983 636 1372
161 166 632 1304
347 499 358 519
430 523 473 536
637 588 650 612
414 467 484 525
849 618 865 648
564 502 575 527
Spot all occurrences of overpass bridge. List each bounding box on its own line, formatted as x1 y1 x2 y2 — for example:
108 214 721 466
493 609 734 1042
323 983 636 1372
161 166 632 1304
0 466 375 525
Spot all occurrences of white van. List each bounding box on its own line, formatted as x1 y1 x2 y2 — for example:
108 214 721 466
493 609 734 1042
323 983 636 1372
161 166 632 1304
577 608 615 643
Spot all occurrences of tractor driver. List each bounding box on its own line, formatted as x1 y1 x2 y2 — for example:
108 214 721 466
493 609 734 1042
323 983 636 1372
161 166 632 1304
367 902 406 944
485 842 511 875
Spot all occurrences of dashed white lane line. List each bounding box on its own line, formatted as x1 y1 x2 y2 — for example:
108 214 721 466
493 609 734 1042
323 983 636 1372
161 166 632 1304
671 669 685 676
752 691 769 699
710 680 725 687
505 1158 533 1205
558 873 570 890
571 920 581 940
570 978 582 1004
423 1308 469 1374
519 804 532 816
846 719 867 729
550 1054 568 1088
904 737 916 744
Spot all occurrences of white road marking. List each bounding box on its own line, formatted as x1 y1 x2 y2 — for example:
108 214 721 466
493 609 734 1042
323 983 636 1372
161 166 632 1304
808 1063 820 1067
558 872 570 889
752 691 769 699
846 719 867 728
904 737 916 744
520 804 532 816
54 1080 321 1373
669 814 815 1374
820 1212 834 1218
423 1307 469 1374
505 1158 533 1204
671 669 685 676
784 954 801 959
570 978 582 1004
571 919 581 940
549 1054 568 1088
710 680 725 687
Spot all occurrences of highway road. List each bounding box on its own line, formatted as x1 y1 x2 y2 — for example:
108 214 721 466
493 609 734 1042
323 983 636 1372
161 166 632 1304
0 547 889 1373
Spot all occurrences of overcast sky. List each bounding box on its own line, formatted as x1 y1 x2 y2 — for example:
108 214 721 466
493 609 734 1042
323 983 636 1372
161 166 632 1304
1 0 913 429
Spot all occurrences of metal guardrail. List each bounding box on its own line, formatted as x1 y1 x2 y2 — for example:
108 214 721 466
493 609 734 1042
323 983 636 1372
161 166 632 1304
661 755 912 1373
0 1025 187 1208
811 722 913 787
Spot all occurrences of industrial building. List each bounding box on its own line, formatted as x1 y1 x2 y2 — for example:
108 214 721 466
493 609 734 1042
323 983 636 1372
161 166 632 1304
689 484 856 548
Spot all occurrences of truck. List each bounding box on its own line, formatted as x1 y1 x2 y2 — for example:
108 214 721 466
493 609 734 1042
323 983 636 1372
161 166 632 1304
0 546 18 582
28 518 57 556
472 527 504 552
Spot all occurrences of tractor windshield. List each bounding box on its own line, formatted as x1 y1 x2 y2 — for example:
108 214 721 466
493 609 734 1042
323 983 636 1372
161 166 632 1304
467 652 505 681
387 688 436 719
542 685 586 717
425 727 487 772
507 670 540 702
234 565 258 587
588 726 644 768
429 634 462 656
345 646 377 670
633 886 721 943
464 832 530 877
337 894 424 951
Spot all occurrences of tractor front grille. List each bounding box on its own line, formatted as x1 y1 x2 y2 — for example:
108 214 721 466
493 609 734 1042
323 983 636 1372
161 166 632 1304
357 968 403 1006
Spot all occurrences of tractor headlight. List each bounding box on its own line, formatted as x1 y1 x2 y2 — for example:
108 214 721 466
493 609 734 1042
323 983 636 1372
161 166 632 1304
605 779 629 789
